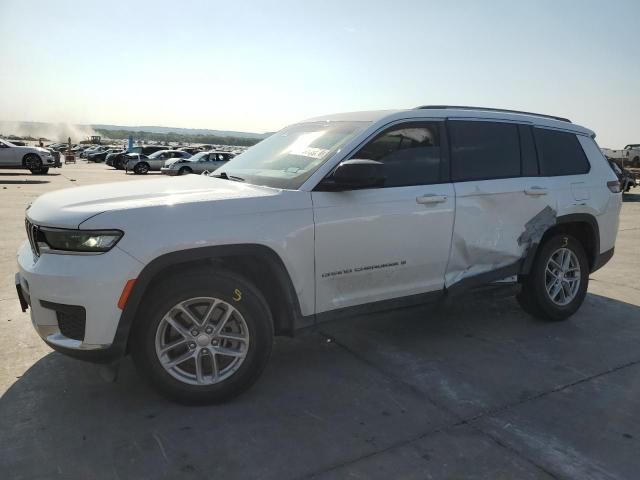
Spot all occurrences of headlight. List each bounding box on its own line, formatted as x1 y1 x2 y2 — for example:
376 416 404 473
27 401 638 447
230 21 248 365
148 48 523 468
40 228 123 253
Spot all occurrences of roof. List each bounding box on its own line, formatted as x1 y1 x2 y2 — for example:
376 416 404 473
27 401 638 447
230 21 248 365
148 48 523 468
303 110 400 123
303 106 594 136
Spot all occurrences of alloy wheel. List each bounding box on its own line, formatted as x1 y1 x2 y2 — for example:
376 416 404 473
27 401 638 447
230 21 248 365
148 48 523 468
155 297 250 385
545 247 581 306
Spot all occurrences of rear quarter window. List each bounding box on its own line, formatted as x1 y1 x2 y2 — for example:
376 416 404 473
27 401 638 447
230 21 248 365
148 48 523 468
534 128 590 176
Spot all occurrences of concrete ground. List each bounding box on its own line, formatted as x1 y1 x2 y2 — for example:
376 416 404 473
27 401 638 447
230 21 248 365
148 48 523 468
1 163 639 479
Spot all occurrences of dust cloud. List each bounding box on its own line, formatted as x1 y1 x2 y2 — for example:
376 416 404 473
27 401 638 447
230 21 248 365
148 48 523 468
0 121 99 143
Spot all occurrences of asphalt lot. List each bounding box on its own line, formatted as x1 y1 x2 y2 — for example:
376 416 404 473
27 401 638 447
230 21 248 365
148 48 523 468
1 163 639 479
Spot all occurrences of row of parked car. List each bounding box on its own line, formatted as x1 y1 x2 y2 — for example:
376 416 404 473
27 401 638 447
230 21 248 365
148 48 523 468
100 146 236 175
58 143 237 176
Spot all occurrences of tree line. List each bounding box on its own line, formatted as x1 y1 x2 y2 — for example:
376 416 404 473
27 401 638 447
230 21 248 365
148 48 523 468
95 129 263 147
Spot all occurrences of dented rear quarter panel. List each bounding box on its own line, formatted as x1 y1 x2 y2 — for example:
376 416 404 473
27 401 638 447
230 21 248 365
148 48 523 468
445 134 621 288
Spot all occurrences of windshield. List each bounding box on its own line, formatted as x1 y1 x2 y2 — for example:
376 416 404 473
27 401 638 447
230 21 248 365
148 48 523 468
188 151 209 162
0 139 16 147
149 150 170 159
210 121 370 189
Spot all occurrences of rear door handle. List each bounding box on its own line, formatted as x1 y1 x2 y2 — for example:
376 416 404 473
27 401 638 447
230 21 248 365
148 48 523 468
416 194 448 204
524 186 547 196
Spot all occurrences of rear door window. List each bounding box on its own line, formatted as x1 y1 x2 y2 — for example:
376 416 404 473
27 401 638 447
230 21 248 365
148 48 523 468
534 128 590 176
449 121 521 181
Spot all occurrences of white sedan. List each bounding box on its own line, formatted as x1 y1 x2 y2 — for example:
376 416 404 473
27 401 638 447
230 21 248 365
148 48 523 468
0 138 58 174
161 151 235 176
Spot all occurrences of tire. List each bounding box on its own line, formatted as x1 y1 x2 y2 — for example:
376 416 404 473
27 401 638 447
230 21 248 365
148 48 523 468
131 269 274 404
178 166 192 175
517 234 589 321
133 162 150 174
25 154 43 174
632 157 640 168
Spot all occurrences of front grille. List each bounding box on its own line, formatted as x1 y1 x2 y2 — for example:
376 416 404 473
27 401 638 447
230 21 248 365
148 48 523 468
25 219 42 258
40 301 86 341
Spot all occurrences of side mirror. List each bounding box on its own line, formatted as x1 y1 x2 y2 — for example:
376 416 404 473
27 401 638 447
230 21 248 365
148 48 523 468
320 159 385 191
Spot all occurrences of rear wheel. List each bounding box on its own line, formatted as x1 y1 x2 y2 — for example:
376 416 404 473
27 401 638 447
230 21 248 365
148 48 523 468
133 162 150 174
131 269 274 404
517 234 589 321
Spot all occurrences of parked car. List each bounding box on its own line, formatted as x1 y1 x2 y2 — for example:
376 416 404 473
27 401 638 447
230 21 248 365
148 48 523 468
161 151 235 175
609 160 637 193
16 106 622 403
48 143 73 153
106 151 123 168
125 150 191 174
177 146 204 155
80 145 104 158
107 146 169 170
0 138 60 174
602 144 640 168
130 145 170 156
88 148 122 163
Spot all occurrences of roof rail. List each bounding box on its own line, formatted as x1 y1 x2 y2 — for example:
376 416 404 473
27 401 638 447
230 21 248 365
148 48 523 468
414 105 571 123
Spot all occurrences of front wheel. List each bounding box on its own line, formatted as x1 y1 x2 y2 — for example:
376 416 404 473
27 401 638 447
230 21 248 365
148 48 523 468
133 162 150 174
25 154 44 174
131 269 274 404
178 166 192 175
517 234 589 321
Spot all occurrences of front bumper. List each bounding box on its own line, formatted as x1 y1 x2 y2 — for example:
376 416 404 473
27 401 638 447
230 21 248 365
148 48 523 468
16 241 144 363
160 167 179 176
43 155 61 168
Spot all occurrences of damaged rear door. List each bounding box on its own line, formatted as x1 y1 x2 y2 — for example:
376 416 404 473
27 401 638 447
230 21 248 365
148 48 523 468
445 120 555 287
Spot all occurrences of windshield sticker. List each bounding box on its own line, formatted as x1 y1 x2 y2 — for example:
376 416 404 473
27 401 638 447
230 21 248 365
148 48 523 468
288 146 329 159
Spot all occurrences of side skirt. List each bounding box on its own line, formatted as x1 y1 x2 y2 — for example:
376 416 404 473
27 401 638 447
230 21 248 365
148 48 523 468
304 261 523 330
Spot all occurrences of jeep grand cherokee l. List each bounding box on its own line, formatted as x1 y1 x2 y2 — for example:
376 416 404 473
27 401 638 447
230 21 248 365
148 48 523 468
16 106 622 403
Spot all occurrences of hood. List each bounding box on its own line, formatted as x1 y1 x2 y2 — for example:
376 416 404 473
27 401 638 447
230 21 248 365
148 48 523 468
26 175 280 228
12 145 50 155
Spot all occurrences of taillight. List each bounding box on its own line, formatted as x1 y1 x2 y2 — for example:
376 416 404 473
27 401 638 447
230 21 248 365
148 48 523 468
607 180 621 193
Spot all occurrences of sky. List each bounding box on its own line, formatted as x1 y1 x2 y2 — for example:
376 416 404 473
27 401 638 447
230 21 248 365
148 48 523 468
0 0 638 147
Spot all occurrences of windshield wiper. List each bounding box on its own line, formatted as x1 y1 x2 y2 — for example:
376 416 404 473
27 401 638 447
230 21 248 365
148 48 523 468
212 171 245 182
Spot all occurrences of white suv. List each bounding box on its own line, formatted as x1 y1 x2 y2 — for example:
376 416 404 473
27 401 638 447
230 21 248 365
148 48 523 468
15 106 622 403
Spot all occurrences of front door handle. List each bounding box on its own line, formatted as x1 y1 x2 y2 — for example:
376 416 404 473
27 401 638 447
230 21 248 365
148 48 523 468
524 186 547 196
416 194 448 205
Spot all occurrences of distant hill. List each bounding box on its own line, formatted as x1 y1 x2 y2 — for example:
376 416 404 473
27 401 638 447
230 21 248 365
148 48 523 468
0 120 270 142
92 124 269 139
